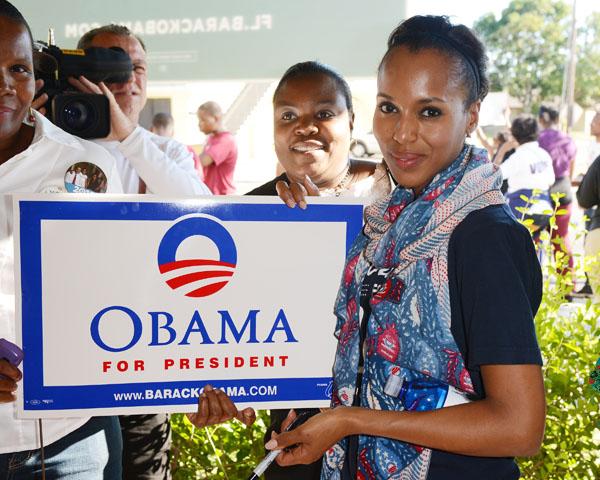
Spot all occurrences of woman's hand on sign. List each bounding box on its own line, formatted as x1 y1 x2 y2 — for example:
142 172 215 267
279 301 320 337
0 359 22 404
186 384 256 427
276 174 320 209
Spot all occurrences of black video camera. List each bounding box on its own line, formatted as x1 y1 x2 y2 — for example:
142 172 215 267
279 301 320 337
34 43 133 139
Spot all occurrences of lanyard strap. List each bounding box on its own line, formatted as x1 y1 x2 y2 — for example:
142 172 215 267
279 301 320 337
342 267 390 478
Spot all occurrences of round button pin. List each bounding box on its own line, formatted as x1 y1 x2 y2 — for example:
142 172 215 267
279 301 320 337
64 162 108 193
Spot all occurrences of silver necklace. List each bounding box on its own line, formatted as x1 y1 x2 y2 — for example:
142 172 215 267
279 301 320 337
325 164 352 197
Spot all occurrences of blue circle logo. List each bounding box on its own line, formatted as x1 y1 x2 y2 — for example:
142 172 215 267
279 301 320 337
157 216 237 298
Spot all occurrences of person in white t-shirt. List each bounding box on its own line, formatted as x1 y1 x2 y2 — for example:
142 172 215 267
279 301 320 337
0 2 123 477
500 114 555 233
64 167 76 185
73 167 88 188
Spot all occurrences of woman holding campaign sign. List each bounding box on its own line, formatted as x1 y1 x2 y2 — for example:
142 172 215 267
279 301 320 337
262 15 546 479
0 0 123 477
190 60 394 480
246 60 393 480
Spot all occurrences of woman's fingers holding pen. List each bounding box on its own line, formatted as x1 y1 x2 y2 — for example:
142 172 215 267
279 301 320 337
266 426 321 465
265 408 349 466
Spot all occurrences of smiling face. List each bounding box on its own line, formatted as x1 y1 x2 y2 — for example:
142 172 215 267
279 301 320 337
0 17 35 152
273 73 353 187
374 46 479 195
88 32 147 123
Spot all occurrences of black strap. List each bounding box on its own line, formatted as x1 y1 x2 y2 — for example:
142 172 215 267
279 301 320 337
39 419 46 480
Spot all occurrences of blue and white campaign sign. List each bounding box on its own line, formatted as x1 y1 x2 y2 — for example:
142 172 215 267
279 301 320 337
13 195 363 417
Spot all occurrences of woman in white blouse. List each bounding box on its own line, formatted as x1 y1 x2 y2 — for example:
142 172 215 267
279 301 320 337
0 1 123 478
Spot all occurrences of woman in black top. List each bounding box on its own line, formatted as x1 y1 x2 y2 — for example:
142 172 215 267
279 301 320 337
194 18 545 479
249 61 392 480
266 15 545 480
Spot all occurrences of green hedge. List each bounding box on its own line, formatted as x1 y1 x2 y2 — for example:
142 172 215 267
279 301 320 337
171 410 269 479
518 204 600 479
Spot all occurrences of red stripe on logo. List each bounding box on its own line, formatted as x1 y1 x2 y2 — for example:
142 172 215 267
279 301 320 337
166 270 234 289
159 259 236 273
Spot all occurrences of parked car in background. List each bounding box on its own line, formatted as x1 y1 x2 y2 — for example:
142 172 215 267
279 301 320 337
350 131 381 158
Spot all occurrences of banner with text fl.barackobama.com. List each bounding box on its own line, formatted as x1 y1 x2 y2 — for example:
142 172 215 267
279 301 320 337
13 195 363 417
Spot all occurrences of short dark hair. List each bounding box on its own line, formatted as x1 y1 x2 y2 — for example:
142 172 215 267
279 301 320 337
151 112 173 129
273 61 353 114
538 104 559 125
511 114 539 144
77 24 146 51
381 15 489 106
198 101 222 117
0 0 33 48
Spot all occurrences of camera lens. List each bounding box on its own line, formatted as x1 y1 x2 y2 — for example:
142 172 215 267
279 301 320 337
51 93 110 139
60 100 97 132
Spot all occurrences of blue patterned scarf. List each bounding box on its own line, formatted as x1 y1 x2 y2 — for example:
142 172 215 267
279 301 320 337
321 145 506 480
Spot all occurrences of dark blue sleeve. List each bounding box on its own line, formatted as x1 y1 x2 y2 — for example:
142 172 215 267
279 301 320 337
448 205 543 389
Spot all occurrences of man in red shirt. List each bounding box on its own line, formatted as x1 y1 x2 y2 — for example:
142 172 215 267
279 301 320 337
197 101 238 194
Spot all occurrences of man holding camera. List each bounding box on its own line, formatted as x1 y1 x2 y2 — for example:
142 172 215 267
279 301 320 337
71 25 210 197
